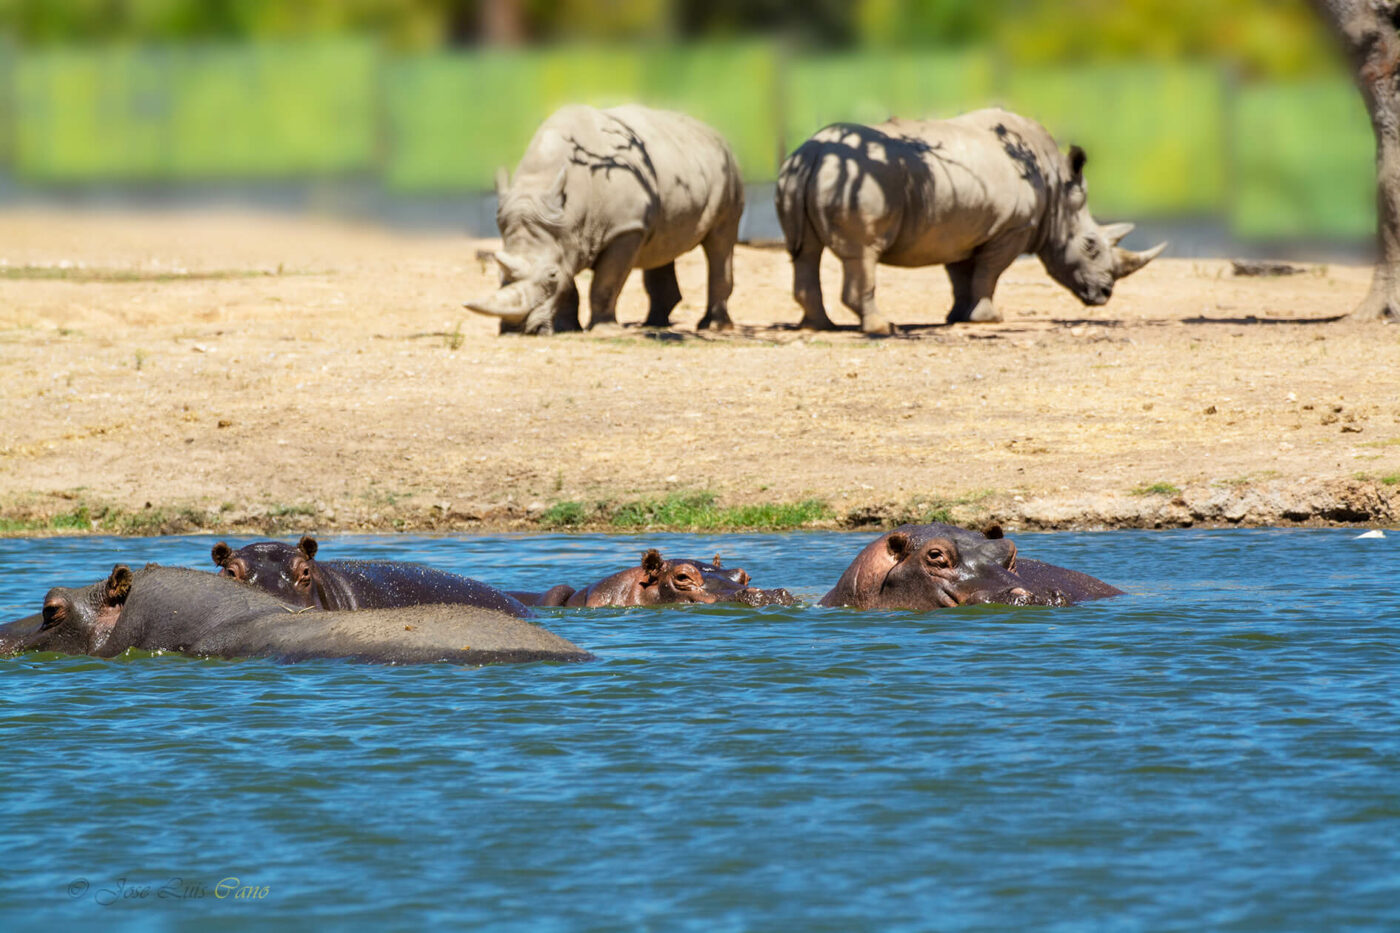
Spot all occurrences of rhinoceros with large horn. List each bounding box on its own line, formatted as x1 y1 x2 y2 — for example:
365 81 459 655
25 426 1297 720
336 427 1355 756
775 108 1166 333
466 104 745 335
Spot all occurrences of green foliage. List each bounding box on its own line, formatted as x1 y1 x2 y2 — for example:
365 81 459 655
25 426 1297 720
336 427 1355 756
541 500 590 526
1002 63 1225 216
1381 475 1400 487
384 42 778 190
785 48 995 148
1232 80 1375 239
1132 481 1182 497
14 40 377 180
539 492 831 530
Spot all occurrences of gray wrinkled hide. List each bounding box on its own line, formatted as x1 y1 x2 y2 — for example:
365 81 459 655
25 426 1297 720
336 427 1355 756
53 567 591 665
467 104 745 335
776 108 1164 332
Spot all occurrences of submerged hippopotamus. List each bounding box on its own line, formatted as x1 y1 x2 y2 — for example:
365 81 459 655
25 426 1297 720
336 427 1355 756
0 564 591 665
820 523 1123 610
513 550 797 608
211 536 531 618
776 108 1165 331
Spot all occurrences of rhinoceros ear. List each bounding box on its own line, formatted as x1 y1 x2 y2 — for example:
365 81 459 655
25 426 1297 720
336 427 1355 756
211 542 232 567
492 250 532 283
105 565 133 606
494 166 511 202
1068 145 1087 182
1101 222 1134 246
464 278 550 321
298 535 318 560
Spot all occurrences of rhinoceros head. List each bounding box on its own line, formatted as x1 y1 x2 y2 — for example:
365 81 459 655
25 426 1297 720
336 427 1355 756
464 167 576 335
1041 146 1166 306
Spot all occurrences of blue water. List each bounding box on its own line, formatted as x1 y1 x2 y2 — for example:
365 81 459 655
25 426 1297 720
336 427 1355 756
0 529 1396 931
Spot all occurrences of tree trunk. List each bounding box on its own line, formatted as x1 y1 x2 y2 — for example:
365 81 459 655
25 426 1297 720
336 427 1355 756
480 0 526 47
1310 0 1400 321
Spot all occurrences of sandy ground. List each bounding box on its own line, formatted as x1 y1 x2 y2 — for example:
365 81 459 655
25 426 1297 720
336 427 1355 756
0 207 1397 535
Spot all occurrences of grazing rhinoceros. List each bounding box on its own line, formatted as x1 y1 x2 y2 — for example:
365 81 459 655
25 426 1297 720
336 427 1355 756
775 108 1165 333
466 104 745 335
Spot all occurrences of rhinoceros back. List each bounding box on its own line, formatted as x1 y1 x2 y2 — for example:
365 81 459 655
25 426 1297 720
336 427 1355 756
516 104 742 269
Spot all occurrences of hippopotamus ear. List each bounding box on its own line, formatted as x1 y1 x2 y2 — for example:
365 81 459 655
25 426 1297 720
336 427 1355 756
211 542 232 567
105 565 133 606
298 536 318 560
1068 145 1087 182
983 524 1004 540
885 532 912 561
640 549 664 582
711 554 723 568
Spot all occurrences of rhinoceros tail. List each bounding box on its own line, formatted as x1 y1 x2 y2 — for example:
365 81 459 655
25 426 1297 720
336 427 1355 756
775 145 817 257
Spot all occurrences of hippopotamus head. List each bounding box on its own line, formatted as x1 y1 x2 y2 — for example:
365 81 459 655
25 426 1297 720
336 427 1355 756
464 167 577 335
0 564 135 656
212 536 325 609
1040 146 1165 307
684 555 799 608
820 523 1071 611
636 550 718 606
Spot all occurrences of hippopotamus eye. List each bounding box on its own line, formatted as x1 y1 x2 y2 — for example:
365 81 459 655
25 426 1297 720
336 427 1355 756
924 548 951 568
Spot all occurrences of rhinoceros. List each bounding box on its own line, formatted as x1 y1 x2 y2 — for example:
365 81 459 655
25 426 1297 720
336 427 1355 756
466 104 745 335
775 108 1165 333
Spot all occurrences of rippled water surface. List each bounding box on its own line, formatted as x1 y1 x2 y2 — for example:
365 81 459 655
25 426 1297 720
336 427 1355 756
1 529 1396 930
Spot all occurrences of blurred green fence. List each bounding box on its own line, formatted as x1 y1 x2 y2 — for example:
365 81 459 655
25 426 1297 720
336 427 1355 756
1231 80 1374 239
384 43 778 190
1 39 1380 241
14 41 377 180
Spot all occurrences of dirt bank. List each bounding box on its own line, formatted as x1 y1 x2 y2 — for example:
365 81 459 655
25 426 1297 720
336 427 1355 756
1 208 1396 535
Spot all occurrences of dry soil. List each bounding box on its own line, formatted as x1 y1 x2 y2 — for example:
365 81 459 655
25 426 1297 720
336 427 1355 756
1 208 1397 535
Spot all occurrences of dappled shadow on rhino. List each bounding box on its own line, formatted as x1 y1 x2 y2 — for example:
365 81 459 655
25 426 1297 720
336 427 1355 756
0 565 591 665
511 550 797 609
466 104 744 335
212 535 531 618
776 108 1164 333
820 523 1123 611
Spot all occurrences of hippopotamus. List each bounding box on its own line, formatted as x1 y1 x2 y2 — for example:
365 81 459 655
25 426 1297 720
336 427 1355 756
211 536 531 618
512 550 797 608
775 108 1165 332
820 523 1123 610
0 564 591 665
465 104 745 334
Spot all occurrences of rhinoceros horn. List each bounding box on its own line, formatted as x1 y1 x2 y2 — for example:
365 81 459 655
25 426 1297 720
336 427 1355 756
1114 241 1167 278
464 278 551 321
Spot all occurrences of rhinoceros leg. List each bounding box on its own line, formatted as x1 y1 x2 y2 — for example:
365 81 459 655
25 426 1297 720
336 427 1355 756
841 249 894 335
588 231 643 328
946 239 1018 324
791 237 834 330
697 226 736 331
642 263 682 328
552 280 582 333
